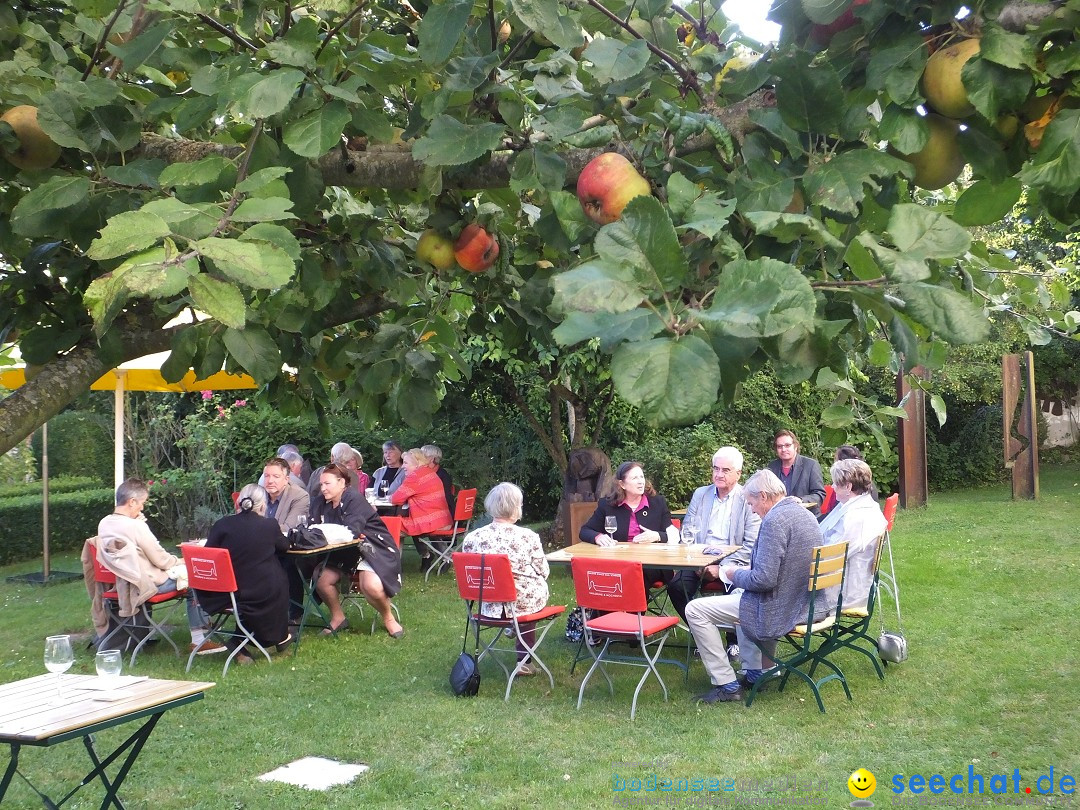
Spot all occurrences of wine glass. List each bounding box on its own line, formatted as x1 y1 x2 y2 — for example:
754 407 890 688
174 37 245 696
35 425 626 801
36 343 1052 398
95 649 123 686
44 635 74 704
680 524 698 545
603 516 618 539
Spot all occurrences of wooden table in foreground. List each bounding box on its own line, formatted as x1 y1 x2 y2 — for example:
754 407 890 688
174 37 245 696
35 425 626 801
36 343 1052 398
546 542 739 569
0 673 214 808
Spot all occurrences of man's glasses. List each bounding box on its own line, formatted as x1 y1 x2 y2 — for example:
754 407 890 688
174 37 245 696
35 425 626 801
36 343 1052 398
775 443 795 450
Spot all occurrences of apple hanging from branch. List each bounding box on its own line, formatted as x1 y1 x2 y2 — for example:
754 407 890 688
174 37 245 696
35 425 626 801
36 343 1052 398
576 152 652 225
0 105 62 171
416 229 457 270
454 224 499 272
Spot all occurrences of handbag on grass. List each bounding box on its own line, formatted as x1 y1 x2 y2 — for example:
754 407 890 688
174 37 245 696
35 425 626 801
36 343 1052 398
877 538 908 664
450 553 485 697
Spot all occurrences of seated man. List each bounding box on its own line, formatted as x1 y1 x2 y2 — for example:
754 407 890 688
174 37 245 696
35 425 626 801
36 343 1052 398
96 478 225 655
766 429 826 515
667 446 760 621
262 457 309 532
819 458 887 611
687 469 825 704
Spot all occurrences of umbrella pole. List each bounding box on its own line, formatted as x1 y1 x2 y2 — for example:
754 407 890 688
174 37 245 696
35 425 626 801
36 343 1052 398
114 374 124 490
41 422 49 579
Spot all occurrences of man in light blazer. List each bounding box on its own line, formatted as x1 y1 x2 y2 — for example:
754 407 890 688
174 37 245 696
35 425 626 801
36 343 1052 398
667 447 761 621
766 429 826 516
262 457 309 532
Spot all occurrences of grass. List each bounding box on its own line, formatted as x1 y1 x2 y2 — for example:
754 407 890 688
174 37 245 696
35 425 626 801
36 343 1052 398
1 465 1078 809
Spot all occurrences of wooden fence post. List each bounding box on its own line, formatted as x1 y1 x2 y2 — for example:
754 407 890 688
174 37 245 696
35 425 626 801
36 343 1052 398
896 367 928 509
1002 352 1040 499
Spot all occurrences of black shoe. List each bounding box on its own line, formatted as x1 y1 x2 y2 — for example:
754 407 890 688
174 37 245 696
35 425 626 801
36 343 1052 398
696 685 745 704
738 671 777 692
419 556 433 573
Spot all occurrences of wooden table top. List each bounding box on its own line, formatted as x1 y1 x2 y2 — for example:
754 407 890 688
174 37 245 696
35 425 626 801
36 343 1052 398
285 537 362 556
546 542 739 570
0 674 215 744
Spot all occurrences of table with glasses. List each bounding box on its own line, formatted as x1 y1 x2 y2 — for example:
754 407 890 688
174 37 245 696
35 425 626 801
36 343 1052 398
0 673 214 808
546 541 739 569
286 538 363 648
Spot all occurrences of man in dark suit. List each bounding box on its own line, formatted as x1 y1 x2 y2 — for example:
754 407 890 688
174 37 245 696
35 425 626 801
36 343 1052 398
766 429 825 516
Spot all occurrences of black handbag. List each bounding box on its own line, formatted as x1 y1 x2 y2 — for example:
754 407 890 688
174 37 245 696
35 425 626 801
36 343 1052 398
450 553 484 697
289 525 327 551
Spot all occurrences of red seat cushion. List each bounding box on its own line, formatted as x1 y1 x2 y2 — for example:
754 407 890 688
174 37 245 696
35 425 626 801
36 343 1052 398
102 589 119 599
587 611 679 637
701 581 725 593
146 589 185 603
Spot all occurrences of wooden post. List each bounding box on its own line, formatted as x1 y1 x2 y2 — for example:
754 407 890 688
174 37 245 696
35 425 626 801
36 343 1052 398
1002 352 1040 499
896 367 928 508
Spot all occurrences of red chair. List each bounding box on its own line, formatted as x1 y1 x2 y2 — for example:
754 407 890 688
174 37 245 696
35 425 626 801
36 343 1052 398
344 516 403 633
181 544 271 675
421 488 477 581
570 557 681 720
93 549 185 666
820 484 837 517
877 492 901 616
451 552 565 701
882 493 899 531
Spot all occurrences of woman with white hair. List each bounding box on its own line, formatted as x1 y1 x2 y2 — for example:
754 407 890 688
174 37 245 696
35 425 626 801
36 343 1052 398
461 483 550 676
819 458 887 610
199 484 292 661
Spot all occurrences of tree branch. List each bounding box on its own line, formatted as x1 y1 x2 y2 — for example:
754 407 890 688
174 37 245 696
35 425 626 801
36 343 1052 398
196 13 260 51
82 0 129 80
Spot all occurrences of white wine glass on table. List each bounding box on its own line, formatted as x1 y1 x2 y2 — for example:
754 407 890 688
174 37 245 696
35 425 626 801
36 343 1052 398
604 516 618 540
44 634 74 704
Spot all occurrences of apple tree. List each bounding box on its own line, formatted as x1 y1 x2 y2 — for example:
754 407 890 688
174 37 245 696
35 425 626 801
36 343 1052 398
1 0 1078 458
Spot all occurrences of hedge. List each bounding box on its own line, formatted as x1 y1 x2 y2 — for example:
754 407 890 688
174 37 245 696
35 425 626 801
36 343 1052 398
0 476 102 499
0 488 114 565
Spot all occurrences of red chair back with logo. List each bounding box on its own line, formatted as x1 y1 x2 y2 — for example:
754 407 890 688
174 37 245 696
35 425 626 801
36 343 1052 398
181 544 238 593
452 552 517 603
571 557 647 614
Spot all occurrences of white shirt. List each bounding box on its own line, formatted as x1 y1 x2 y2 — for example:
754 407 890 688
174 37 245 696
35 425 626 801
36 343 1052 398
705 489 733 543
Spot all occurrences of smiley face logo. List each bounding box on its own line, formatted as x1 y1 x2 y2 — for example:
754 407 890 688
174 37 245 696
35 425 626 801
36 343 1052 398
848 768 877 799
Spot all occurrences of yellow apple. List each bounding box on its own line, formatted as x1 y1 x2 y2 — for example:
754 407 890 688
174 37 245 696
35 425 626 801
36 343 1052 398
0 105 61 171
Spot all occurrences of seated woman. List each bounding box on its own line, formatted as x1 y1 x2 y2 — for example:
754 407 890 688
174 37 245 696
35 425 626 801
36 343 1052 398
820 445 879 518
372 440 406 498
579 460 678 589
199 484 291 661
462 482 549 676
819 458 888 610
391 448 453 572
310 463 404 638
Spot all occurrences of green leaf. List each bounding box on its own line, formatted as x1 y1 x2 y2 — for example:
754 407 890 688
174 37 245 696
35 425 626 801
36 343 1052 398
868 339 893 367
583 39 650 83
235 68 304 118
879 105 928 154
141 199 219 241
698 257 816 338
734 159 795 214
669 175 736 238
900 282 991 344
963 59 1032 122
773 53 843 133
856 234 930 282
418 0 471 65
550 260 646 314
240 223 302 261
801 0 854 25
595 196 688 293
235 166 291 195
282 100 351 158
159 156 233 189
105 20 173 70
87 211 172 260
887 204 971 260
103 159 167 189
83 272 130 336
930 393 947 427
189 274 247 329
10 176 91 233
552 309 664 350
231 197 295 223
194 238 295 289
550 190 592 244
820 404 855 428
223 325 282 384
509 144 566 194
979 23 1036 71
804 149 910 217
954 178 1023 226
611 335 720 427
1019 110 1080 196
411 115 506 167
263 39 317 71
444 54 502 92
743 211 845 250
865 35 927 105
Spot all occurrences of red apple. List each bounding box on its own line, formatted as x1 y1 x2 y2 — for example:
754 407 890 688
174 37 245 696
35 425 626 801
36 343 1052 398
809 0 869 47
454 224 499 272
416 229 456 270
576 152 652 225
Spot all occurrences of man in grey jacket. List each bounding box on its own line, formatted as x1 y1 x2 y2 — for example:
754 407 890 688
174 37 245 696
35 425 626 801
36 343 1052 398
667 447 760 621
687 469 824 704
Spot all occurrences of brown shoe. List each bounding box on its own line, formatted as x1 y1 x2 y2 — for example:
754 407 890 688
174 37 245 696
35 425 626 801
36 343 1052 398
514 662 536 677
190 641 228 656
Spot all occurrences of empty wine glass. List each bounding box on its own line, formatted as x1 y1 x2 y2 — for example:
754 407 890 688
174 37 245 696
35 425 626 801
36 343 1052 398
44 635 73 704
680 524 698 545
95 649 123 686
604 516 618 538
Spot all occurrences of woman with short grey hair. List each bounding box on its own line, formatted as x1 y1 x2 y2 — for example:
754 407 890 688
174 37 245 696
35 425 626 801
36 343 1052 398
461 483 549 676
820 459 887 611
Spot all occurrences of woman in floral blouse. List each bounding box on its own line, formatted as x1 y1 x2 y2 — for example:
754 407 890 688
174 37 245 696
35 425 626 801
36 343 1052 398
461 482 549 676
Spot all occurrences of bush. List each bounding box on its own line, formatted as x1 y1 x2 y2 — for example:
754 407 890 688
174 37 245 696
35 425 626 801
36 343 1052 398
0 487 114 565
0 475 101 499
927 405 1009 490
29 410 112 484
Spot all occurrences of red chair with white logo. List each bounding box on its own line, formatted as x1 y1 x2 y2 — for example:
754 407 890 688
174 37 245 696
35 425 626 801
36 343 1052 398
451 552 565 701
421 488 477 581
570 557 681 720
181 544 271 675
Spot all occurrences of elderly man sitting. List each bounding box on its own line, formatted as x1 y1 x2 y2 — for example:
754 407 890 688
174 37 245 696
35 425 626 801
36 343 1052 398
819 458 888 611
667 447 760 621
687 469 824 704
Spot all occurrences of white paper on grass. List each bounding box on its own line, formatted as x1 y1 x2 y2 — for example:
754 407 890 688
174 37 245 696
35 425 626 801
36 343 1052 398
258 756 369 790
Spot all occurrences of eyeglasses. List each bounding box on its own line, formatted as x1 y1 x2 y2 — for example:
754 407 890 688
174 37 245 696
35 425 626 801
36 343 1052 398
711 466 738 474
775 443 795 449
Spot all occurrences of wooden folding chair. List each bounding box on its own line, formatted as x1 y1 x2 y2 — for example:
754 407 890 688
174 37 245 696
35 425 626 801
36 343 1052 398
419 488 477 581
181 544 272 675
744 540 850 714
816 532 888 680
451 552 566 701
570 557 681 720
343 516 404 633
92 550 184 667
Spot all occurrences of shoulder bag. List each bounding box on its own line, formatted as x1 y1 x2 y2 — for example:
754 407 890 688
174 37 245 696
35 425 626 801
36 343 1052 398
450 553 484 696
877 537 908 663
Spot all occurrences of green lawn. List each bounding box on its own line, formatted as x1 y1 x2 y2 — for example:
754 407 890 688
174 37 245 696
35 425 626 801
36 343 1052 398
1 465 1078 809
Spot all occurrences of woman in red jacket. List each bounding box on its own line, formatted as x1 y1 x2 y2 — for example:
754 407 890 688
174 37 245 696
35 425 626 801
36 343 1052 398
391 448 453 572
